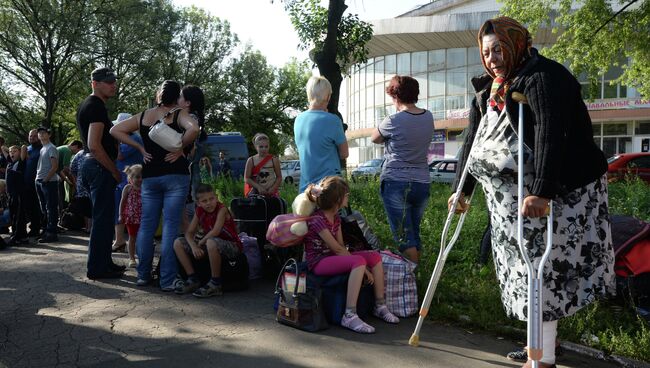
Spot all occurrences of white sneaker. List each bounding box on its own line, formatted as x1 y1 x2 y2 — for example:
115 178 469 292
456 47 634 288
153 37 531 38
128 259 137 268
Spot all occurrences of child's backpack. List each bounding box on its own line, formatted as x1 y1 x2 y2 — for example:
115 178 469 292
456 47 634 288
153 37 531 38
612 215 650 318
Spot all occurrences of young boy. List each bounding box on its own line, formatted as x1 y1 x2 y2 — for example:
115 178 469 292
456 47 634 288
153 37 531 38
173 183 242 297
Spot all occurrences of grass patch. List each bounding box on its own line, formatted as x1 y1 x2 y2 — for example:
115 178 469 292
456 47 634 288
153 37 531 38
207 176 650 362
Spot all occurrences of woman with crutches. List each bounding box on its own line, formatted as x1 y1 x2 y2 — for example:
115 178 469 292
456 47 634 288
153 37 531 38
447 17 615 368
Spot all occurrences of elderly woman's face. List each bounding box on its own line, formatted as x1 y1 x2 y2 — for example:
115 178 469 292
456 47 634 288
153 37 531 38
482 34 505 77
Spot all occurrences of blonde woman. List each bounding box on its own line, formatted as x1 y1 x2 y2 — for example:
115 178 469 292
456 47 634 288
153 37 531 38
294 76 348 192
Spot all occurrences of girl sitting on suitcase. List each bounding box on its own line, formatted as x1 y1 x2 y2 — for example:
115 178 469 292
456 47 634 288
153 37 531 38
304 176 399 334
243 133 282 198
173 183 242 297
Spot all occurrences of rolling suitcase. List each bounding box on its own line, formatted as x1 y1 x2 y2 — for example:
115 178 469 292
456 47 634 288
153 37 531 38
230 195 288 275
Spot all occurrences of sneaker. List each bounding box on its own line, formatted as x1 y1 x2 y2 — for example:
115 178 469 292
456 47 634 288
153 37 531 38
38 234 58 243
136 278 151 286
128 259 137 268
161 278 185 292
192 281 223 298
174 278 201 295
341 312 375 334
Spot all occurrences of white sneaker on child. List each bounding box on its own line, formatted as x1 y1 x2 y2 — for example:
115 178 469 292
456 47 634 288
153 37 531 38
128 259 137 268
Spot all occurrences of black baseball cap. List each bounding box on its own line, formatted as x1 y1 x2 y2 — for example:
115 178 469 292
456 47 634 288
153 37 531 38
37 126 50 134
91 67 118 83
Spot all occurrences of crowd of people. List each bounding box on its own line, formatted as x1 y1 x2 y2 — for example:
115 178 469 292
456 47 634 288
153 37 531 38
0 16 617 365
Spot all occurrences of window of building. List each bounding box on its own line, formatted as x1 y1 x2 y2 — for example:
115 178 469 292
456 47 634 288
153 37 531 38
447 48 466 68
446 95 465 110
428 71 445 96
385 54 396 75
375 83 385 108
603 122 631 136
428 50 445 71
412 51 427 74
447 67 466 95
447 129 464 141
414 73 427 101
375 58 385 84
635 121 650 135
366 58 374 87
468 47 481 65
397 53 410 75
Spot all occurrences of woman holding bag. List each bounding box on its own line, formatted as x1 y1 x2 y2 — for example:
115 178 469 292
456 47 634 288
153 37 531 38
110 80 199 291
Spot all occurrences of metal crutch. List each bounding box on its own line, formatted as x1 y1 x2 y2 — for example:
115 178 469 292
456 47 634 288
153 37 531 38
512 91 554 368
409 139 478 347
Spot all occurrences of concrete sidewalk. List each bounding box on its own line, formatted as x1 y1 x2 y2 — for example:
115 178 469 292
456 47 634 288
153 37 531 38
0 232 619 368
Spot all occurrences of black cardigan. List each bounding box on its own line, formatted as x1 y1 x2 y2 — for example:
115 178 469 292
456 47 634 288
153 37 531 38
453 48 607 199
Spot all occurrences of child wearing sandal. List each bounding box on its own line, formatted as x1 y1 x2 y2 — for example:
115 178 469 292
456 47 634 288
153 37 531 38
173 183 242 298
303 176 399 334
118 165 143 268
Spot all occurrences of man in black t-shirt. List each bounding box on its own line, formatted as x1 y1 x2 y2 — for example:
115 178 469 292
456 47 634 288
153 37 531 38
77 67 125 280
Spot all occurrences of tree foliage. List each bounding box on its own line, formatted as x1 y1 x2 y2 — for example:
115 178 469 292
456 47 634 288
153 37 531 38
226 47 310 154
281 0 373 123
501 0 650 98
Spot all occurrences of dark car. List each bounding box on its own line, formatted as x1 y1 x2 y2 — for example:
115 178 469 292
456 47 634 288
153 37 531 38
350 158 384 182
607 153 650 184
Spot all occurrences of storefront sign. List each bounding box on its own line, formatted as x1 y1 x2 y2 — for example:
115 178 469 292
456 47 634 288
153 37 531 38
432 129 446 142
586 99 650 111
446 108 470 119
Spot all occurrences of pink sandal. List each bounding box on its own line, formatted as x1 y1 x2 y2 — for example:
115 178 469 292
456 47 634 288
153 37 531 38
373 305 400 324
341 313 375 334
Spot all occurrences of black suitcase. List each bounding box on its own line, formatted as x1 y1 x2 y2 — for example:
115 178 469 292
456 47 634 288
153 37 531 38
230 195 287 249
230 195 288 277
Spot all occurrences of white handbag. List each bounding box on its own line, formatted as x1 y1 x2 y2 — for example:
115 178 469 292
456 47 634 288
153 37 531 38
148 108 183 151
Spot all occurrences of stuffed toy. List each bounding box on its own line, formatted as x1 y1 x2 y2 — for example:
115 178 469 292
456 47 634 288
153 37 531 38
289 192 317 236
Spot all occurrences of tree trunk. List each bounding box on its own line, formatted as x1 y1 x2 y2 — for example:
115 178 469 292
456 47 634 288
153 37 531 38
314 0 346 130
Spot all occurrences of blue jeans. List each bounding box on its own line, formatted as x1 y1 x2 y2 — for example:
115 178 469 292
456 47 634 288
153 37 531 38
82 158 117 275
380 180 430 252
136 174 190 288
36 180 59 234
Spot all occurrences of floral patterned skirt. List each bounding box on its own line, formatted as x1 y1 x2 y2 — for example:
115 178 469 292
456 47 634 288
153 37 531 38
467 110 615 321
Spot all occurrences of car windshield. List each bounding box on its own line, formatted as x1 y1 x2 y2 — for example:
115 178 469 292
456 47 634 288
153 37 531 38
360 159 382 168
607 156 620 164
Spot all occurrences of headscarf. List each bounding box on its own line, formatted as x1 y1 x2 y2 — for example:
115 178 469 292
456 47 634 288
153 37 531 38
478 17 532 111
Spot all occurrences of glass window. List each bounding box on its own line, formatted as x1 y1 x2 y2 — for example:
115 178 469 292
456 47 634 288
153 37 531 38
592 123 602 137
603 122 631 135
448 130 464 141
603 82 617 99
397 53 410 75
428 71 445 96
428 50 445 71
366 85 374 107
602 137 617 158
375 59 384 84
365 108 374 127
375 106 385 124
468 47 481 65
366 59 374 87
374 83 385 107
428 97 445 121
636 121 650 134
447 48 467 68
605 65 624 80
412 51 427 74
620 85 627 98
359 88 366 112
446 95 465 110
359 66 365 89
447 67 467 95
385 54 396 75
414 74 427 101
467 65 485 93
619 137 632 154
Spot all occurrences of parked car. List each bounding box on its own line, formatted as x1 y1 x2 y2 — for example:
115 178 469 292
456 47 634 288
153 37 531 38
281 160 301 184
350 158 384 182
429 159 458 184
607 153 650 184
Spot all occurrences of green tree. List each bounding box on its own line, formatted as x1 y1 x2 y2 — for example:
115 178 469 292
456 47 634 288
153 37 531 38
226 48 310 155
501 0 650 98
281 0 373 124
0 0 99 142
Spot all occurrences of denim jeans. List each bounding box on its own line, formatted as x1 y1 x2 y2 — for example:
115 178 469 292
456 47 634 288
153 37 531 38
82 158 117 275
136 174 190 288
36 180 59 234
380 180 430 252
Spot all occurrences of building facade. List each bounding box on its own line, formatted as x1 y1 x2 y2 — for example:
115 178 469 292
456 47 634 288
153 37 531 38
343 0 650 167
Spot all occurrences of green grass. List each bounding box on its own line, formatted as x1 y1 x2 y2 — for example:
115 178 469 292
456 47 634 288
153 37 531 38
208 176 650 362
